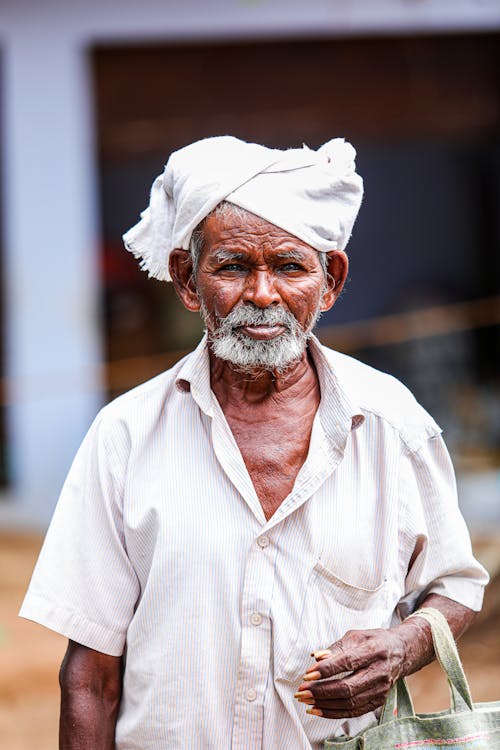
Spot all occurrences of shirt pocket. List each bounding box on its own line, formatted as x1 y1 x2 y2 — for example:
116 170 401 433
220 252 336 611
275 560 389 685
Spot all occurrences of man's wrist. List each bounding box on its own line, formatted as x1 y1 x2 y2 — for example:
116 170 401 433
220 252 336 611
394 614 434 678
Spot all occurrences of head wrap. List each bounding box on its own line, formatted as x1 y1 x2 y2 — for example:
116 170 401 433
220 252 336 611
123 135 363 282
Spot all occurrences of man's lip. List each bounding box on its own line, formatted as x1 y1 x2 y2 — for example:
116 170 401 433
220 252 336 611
236 324 286 340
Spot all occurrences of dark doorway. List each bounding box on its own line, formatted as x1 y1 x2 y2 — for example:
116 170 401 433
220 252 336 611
92 33 500 467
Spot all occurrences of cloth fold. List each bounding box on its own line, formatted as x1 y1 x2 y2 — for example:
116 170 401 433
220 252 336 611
123 135 364 282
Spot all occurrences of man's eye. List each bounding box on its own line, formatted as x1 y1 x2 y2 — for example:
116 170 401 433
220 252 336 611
280 263 304 272
219 263 245 272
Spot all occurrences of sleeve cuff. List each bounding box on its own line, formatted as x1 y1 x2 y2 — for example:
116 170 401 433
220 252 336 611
397 578 486 620
19 592 126 657
425 578 486 612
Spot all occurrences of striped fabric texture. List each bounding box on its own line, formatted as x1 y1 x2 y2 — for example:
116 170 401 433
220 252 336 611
20 335 488 749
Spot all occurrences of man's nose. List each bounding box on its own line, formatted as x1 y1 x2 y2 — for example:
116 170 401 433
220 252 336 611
242 269 281 308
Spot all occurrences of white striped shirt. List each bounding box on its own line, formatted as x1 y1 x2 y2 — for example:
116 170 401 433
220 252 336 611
20 335 488 749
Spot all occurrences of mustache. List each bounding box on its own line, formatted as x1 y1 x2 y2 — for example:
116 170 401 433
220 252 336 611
214 304 299 333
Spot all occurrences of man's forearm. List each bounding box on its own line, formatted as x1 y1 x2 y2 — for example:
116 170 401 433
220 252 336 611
59 641 122 750
396 592 476 678
60 686 120 750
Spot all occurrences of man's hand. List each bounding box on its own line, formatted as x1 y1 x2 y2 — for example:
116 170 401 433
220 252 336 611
294 594 475 719
295 627 410 719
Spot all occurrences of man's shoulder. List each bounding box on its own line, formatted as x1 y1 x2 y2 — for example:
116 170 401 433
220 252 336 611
320 344 441 450
97 349 193 428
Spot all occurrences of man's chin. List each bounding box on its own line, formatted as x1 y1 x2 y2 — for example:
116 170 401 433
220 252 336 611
209 331 308 374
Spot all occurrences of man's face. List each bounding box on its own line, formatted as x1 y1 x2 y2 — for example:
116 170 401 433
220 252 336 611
191 211 333 371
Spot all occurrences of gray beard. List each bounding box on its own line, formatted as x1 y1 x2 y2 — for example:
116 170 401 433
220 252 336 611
201 302 321 373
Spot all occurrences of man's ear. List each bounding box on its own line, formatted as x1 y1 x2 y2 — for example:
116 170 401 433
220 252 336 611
169 249 200 311
320 250 349 312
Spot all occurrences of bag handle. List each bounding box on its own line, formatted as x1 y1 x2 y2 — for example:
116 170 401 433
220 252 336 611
380 607 474 725
406 607 473 712
379 678 415 724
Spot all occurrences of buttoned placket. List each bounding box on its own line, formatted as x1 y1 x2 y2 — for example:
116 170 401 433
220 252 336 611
200 395 268 749
206 391 352 750
231 525 276 749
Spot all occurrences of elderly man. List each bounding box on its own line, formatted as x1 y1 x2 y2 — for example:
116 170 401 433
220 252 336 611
21 136 488 750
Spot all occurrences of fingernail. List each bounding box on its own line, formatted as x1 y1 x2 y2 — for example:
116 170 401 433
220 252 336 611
311 649 332 660
303 670 321 681
294 690 313 700
306 708 323 717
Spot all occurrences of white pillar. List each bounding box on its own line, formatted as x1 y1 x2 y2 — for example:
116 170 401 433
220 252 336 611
2 30 103 526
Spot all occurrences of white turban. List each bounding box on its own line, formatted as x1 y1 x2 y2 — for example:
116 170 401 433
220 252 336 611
123 135 363 282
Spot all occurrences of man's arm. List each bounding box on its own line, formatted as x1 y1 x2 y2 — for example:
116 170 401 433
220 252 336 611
295 593 475 719
59 640 122 749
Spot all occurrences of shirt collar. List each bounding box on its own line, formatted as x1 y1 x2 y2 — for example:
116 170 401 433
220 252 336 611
175 333 365 436
175 333 214 416
306 334 364 442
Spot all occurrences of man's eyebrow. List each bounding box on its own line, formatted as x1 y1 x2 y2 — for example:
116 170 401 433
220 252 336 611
213 248 308 263
214 249 246 263
274 249 308 262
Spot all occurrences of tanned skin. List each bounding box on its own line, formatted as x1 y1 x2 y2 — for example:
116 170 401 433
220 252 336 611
59 212 475 745
59 643 121 749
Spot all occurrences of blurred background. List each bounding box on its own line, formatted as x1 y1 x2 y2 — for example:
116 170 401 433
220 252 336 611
0 1 499 747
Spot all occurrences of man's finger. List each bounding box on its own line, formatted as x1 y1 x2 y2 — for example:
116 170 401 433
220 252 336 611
306 696 384 720
299 649 369 689
315 643 377 680
303 671 392 719
301 656 355 686
298 665 392 704
304 643 344 679
310 649 333 661
310 678 392 712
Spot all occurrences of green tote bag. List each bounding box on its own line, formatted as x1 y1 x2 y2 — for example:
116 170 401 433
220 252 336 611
324 607 500 750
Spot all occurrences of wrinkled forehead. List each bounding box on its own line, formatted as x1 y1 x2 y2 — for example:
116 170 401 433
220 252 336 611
202 210 320 256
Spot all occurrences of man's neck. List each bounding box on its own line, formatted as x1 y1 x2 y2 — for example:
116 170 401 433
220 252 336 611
209 345 320 412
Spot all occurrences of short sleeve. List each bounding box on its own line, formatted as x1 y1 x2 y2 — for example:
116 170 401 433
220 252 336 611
397 434 489 618
19 410 140 656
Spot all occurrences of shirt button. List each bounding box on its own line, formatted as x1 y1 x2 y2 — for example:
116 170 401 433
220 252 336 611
250 612 263 626
246 688 257 702
257 536 269 548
